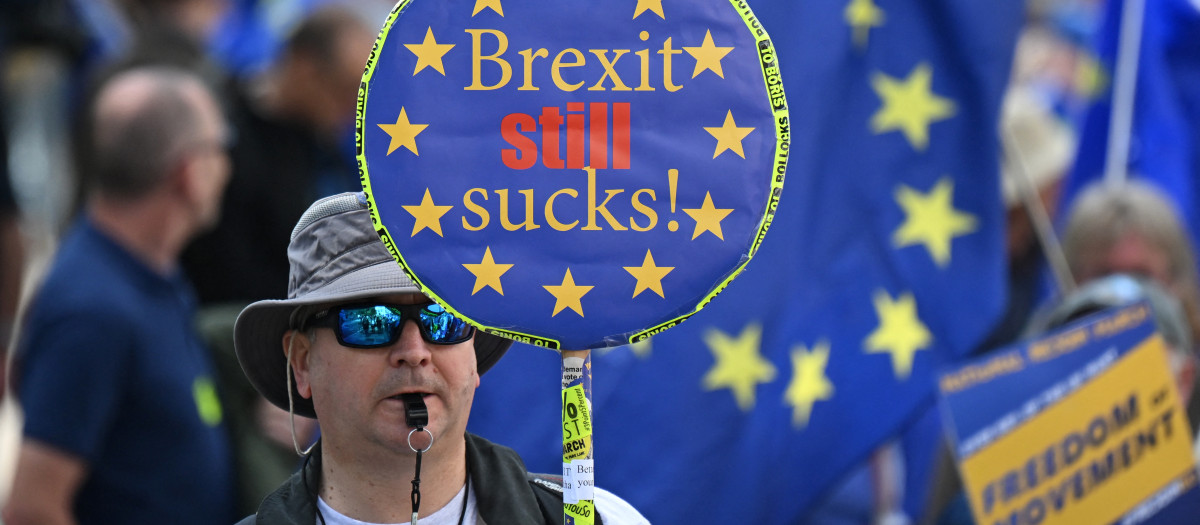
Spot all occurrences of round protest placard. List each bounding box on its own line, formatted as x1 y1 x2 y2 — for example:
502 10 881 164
359 0 787 350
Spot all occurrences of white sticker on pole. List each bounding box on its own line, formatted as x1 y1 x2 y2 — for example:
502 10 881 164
562 462 576 503
562 356 586 389
564 458 595 504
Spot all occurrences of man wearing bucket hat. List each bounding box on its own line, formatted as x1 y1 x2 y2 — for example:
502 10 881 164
235 192 646 524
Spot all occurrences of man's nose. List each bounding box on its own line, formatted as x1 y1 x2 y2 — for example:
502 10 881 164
388 320 432 367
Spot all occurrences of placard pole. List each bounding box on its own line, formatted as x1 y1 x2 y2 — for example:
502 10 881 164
561 349 595 525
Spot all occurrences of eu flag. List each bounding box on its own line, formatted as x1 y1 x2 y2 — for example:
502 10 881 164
470 1 1020 522
1062 0 1200 248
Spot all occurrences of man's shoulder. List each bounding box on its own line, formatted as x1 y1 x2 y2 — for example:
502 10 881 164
464 434 561 523
239 454 319 525
464 433 527 470
21 261 145 353
464 434 648 524
18 256 143 364
526 472 565 495
34 226 141 309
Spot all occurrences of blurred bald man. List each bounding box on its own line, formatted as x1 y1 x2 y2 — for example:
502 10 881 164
4 66 236 525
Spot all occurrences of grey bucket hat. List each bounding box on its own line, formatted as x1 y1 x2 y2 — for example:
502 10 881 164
234 192 511 418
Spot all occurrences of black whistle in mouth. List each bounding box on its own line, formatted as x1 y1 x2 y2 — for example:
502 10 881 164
401 393 428 429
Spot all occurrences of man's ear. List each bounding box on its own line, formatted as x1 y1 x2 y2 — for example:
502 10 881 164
283 330 314 399
169 153 205 207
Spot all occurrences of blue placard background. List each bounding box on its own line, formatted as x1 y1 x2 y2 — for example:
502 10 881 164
359 0 786 350
940 304 1156 450
938 302 1200 524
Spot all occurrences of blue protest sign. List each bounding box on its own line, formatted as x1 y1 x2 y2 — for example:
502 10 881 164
939 303 1199 525
358 0 787 349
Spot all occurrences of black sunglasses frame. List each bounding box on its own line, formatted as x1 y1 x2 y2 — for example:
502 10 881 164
305 302 475 348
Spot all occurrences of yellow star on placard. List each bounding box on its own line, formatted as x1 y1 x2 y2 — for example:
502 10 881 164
472 0 503 16
683 192 733 240
684 30 734 78
633 0 665 19
624 250 674 298
893 177 977 267
404 27 455 76
543 269 593 317
402 189 452 237
844 0 884 49
378 107 428 156
864 290 932 381
462 247 513 295
870 62 957 151
704 110 755 159
784 340 835 428
702 323 776 411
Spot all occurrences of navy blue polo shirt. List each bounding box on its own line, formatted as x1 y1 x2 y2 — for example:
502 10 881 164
16 218 236 524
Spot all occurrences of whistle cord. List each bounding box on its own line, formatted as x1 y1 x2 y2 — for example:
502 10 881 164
404 393 431 525
411 447 423 524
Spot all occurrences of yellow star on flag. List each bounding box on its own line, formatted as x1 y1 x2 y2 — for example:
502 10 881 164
378 107 428 156
462 247 513 295
864 290 932 381
472 0 503 16
543 269 593 317
623 250 674 298
704 110 755 159
844 0 885 49
402 189 453 237
870 62 957 151
784 340 835 428
633 0 664 19
683 192 733 240
684 30 734 78
701 323 776 411
404 27 455 76
893 177 977 267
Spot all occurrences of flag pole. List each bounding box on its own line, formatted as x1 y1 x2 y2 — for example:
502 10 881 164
1103 0 1147 185
561 349 595 524
1003 124 1076 295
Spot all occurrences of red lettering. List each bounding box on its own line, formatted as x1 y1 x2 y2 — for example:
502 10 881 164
613 102 629 169
499 103 631 170
589 102 607 169
501 113 537 169
539 107 564 169
566 102 585 169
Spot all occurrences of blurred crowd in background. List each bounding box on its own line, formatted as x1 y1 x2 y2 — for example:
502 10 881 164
0 0 397 517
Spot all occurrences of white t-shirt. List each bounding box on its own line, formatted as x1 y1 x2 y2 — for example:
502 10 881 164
316 484 649 525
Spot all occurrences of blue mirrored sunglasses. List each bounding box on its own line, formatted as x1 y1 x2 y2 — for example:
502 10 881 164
306 302 475 347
